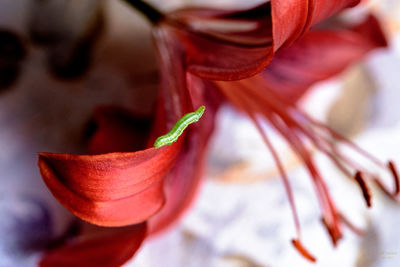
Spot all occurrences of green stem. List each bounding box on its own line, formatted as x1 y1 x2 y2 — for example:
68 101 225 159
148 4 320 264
121 0 164 24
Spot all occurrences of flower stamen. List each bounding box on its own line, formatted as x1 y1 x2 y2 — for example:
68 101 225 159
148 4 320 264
216 73 399 261
291 239 317 262
354 171 372 208
388 161 399 196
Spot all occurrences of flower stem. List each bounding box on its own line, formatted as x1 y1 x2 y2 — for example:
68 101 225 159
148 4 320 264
121 0 164 24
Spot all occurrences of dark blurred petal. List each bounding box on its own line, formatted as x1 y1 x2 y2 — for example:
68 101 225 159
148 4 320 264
0 30 26 91
0 65 20 90
29 0 104 79
0 30 26 61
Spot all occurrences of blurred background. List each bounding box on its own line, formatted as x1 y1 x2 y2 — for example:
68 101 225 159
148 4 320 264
0 0 399 266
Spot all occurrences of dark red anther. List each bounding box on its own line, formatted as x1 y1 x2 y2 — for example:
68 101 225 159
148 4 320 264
321 217 342 246
291 239 316 262
354 171 372 208
388 161 399 196
0 30 26 90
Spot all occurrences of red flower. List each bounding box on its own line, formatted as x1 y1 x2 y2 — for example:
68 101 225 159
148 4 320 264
215 15 391 261
38 1 397 266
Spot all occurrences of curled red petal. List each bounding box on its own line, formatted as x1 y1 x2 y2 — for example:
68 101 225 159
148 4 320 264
38 144 180 227
180 29 273 81
37 24 201 228
261 15 387 102
169 3 274 80
87 106 152 154
272 0 360 49
149 76 220 234
40 223 146 267
171 3 273 46
166 0 361 81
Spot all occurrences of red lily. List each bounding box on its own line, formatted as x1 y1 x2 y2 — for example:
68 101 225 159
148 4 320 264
215 15 391 261
38 1 396 266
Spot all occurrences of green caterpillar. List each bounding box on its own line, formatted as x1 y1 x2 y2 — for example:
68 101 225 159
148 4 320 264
153 105 205 148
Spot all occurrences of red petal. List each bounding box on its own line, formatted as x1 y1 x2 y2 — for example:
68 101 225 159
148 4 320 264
38 144 179 227
87 106 152 154
171 3 273 46
166 1 360 81
261 15 387 102
272 0 360 49
40 223 146 267
178 28 274 81
169 3 273 80
215 15 387 256
168 3 274 80
149 76 220 234
38 27 194 228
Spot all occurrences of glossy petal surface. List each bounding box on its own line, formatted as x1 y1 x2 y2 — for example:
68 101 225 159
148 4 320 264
38 145 179 227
